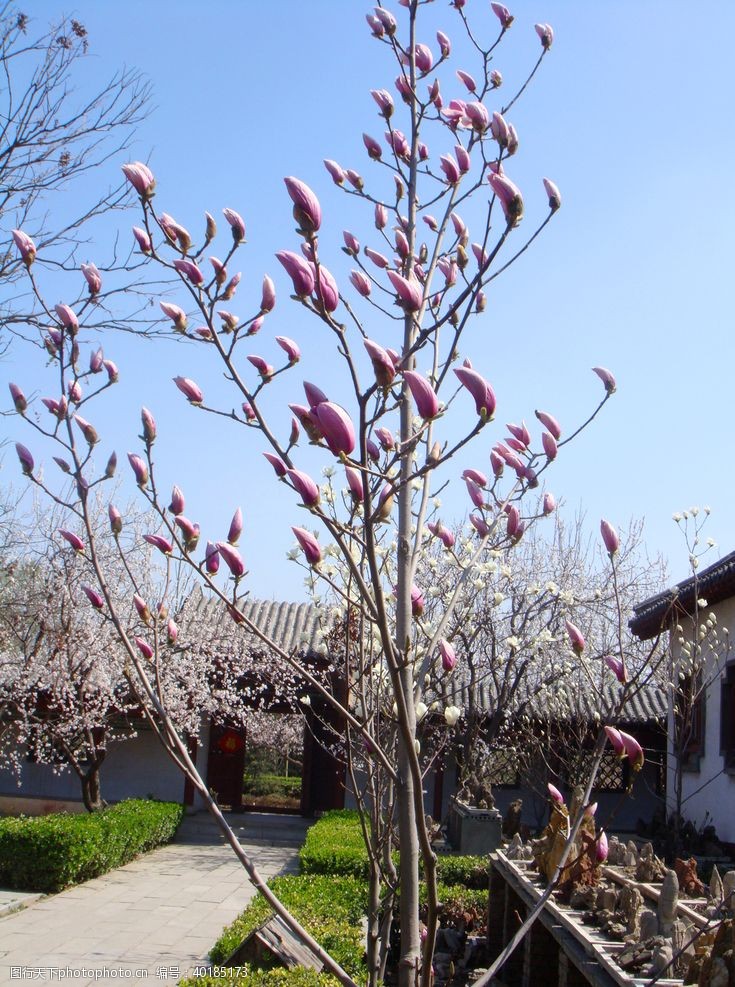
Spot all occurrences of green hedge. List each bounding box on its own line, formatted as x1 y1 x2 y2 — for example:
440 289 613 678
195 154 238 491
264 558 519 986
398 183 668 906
0 798 184 893
299 809 489 888
244 774 302 798
209 873 368 975
181 969 340 987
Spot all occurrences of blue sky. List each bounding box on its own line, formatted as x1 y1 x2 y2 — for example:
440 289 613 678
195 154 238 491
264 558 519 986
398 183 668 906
4 1 735 602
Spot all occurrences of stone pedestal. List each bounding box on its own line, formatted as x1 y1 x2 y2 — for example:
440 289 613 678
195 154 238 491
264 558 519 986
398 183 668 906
447 796 502 855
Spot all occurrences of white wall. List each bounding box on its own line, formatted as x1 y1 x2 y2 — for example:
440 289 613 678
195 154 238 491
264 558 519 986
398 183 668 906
668 596 735 845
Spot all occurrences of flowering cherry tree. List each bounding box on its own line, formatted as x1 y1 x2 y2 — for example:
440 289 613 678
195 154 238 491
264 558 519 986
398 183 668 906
5 3 651 983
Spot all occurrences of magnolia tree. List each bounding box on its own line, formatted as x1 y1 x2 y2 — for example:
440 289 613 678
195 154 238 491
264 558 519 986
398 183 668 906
6 3 653 984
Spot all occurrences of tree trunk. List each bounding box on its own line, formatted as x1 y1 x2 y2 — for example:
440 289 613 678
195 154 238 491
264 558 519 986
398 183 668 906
81 760 106 812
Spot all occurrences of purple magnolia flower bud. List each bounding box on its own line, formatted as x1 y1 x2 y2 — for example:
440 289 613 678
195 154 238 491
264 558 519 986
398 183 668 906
104 451 117 478
605 725 625 756
141 407 156 445
284 177 321 234
173 376 204 404
263 453 287 477
506 504 521 538
204 211 217 241
108 504 123 535
600 519 619 555
350 271 371 297
365 339 396 387
128 453 149 487
387 270 423 311
173 259 204 286
210 256 227 286
454 367 496 420
411 584 425 616
604 655 627 684
175 515 200 552
436 30 451 56
223 208 246 242
543 492 556 515
488 172 524 227
81 262 102 296
324 159 346 185
363 132 383 160
619 730 645 770
246 316 263 336
135 637 154 661
490 70 503 87
12 229 36 266
491 2 514 28
534 409 561 440
403 370 440 420
413 44 433 73
104 360 119 383
490 111 510 147
428 521 455 550
260 275 276 314
543 177 561 212
464 101 490 133
314 402 356 457
67 380 82 404
312 264 340 313
247 355 274 381
395 230 410 258
490 450 504 478
160 212 192 251
345 466 364 502
168 486 185 515
595 831 609 863
456 69 476 93
287 469 320 508
74 414 98 445
465 478 485 509
59 529 84 552
276 250 315 297
121 161 155 198
366 13 384 36
292 526 322 566
375 427 394 451
542 432 558 460
81 584 105 609
592 366 617 394
547 782 564 804
343 231 360 255
371 88 394 117
535 22 554 49
455 144 471 174
346 169 364 190
366 438 380 462
9 383 27 413
132 227 152 254
470 513 490 538
376 484 394 522
143 533 173 555
227 507 243 545
167 619 178 645
365 246 390 269
275 336 300 365
374 6 397 34
290 404 322 442
439 639 457 672
133 593 152 625
89 348 104 373
565 619 585 655
203 541 220 575
386 129 409 160
374 203 388 230
160 302 188 332
462 469 487 487
305 380 329 409
55 303 78 332
218 310 239 332
440 154 461 185
423 215 438 233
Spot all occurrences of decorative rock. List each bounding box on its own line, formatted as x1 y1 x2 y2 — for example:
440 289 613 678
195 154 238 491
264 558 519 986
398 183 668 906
625 850 638 868
502 799 523 838
600 888 618 913
709 864 723 903
636 842 666 883
657 869 679 936
619 884 643 937
722 870 735 911
639 907 659 941
607 835 624 865
674 856 705 897
650 940 674 976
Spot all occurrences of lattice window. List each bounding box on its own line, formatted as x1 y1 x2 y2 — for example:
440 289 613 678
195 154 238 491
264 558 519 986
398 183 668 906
485 747 521 788
566 749 628 792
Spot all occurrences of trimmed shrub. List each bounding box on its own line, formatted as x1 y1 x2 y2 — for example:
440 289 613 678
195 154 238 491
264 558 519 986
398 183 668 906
244 774 302 798
435 854 489 890
181 969 341 987
0 798 183 893
209 873 368 976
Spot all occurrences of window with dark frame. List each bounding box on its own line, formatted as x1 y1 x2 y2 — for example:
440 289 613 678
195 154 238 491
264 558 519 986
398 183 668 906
720 663 735 771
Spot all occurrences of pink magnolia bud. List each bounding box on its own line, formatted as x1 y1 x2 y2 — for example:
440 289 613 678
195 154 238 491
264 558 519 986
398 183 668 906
454 368 496 420
411 584 425 616
204 212 217 240
595 831 609 863
223 208 246 243
490 450 504 478
395 230 410 258
164 618 178 646
247 355 274 381
488 172 524 227
365 247 390 269
103 359 119 383
263 453 287 477
128 453 149 487
141 407 156 445
374 6 397 34
436 29 451 56
210 256 227 286
203 541 220 574
132 227 152 254
228 507 243 545
74 414 98 445
275 336 300 364
600 519 619 555
548 782 564 804
605 725 625 756
304 380 328 409
345 466 364 502
412 43 433 73
619 730 645 770
375 427 395 451
168 486 185 515
159 213 192 252
276 250 315 297
387 270 423 311
507 123 519 156
491 2 514 28
362 133 383 161
490 70 503 88
451 212 467 240
350 270 371 297
286 469 320 508
565 619 585 655
428 521 455 550
470 513 490 538
376 484 394 522
143 533 173 555
9 383 27 413
290 404 321 442
292 526 322 566
464 101 490 133
312 264 340 313
260 275 276 313
365 339 396 387
440 154 461 185
439 639 457 672
370 88 394 117
90 348 104 373
135 637 154 661
535 22 554 49
543 177 561 212
121 161 155 198
55 303 78 332
314 402 356 457
604 655 627 684
218 310 239 333
284 177 321 234
465 478 485 509
366 438 380 462
324 159 346 185
345 169 364 190
175 516 200 552
592 366 617 394
343 231 360 255
81 262 102 295
81 584 105 609
456 70 476 93
67 380 82 404
542 492 556 515
542 432 558 460
423 215 439 233
173 258 204 286
506 504 521 538
403 370 440 420
173 376 204 404
12 229 36 266
374 203 388 230
459 471 485 491
59 529 84 552
108 504 122 535
133 593 152 625
535 409 561 440
104 452 117 478
246 316 263 336
160 302 188 332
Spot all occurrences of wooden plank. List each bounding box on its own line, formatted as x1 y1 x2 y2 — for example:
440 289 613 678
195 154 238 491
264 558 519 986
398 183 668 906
225 915 322 970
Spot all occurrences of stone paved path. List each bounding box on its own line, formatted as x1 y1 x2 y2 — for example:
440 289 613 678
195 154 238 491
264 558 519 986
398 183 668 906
0 813 309 987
